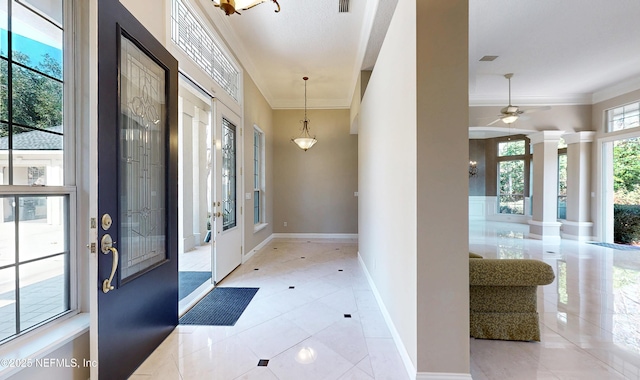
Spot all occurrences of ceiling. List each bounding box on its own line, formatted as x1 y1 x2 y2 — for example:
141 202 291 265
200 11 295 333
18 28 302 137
196 0 640 111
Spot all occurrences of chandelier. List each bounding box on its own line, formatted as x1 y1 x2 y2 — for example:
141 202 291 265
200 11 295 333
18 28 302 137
212 0 280 16
291 77 318 151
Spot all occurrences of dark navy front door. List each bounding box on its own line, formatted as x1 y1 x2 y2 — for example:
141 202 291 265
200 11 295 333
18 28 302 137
97 1 178 379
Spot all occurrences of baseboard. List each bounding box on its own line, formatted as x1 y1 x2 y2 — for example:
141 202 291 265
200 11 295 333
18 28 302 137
272 233 358 240
416 373 473 380
243 234 274 263
357 252 417 380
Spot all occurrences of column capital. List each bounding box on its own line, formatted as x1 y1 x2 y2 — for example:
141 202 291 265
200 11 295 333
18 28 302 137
527 130 565 145
563 131 595 145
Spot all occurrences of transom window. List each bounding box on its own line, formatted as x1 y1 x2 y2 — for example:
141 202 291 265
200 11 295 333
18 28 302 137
171 0 240 102
0 0 72 344
607 101 640 132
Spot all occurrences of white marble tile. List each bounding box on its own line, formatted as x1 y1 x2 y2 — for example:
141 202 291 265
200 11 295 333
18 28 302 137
469 221 640 380
283 299 344 335
318 288 358 314
365 338 409 380
337 366 375 380
267 337 354 380
355 356 374 377
313 317 369 365
233 366 279 380
359 309 392 338
238 315 311 359
175 335 259 380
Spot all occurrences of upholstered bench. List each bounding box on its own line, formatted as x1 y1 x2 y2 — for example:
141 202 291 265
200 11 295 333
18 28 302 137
469 256 555 341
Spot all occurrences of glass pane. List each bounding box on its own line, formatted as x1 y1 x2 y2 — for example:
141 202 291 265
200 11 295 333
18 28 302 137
608 102 640 132
0 197 15 266
11 126 63 186
0 122 7 182
11 0 63 80
0 59 7 121
12 65 63 129
254 190 259 224
222 118 236 231
18 0 63 26
119 34 167 281
0 0 7 58
19 254 68 331
18 195 66 261
0 266 16 342
498 140 525 156
499 159 525 215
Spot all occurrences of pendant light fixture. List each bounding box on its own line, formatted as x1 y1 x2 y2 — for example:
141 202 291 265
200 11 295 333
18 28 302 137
212 0 280 16
291 77 318 151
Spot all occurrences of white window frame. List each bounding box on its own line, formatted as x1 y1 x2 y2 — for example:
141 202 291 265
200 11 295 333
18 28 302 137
606 101 640 133
253 125 266 232
0 2 85 376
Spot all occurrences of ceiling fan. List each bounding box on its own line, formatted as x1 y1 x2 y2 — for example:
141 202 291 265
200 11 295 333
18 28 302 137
486 73 550 126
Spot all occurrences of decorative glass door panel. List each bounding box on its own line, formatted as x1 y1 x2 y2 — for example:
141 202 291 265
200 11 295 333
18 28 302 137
222 117 236 231
119 33 168 282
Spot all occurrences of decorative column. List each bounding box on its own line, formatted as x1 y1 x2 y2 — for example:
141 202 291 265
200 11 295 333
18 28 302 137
528 131 565 241
562 132 595 240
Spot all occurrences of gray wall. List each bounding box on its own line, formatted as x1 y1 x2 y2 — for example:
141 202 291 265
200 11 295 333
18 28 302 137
273 109 358 234
243 74 274 251
469 139 486 195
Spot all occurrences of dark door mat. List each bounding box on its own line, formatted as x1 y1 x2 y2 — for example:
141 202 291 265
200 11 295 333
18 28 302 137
179 271 212 301
179 287 259 326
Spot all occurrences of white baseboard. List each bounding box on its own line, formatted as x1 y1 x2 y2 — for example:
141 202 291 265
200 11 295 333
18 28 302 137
272 233 358 240
357 252 417 380
243 234 274 263
416 373 473 380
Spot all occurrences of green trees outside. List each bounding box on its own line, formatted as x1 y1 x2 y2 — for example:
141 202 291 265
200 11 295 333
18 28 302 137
498 140 526 214
614 137 640 244
614 138 640 204
0 52 63 136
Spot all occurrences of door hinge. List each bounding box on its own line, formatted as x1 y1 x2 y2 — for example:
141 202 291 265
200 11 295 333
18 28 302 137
240 206 243 215
89 242 97 254
240 167 242 175
241 245 243 254
90 218 97 229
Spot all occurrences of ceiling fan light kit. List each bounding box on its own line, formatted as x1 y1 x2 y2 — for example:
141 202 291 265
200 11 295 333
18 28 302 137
212 0 280 16
486 73 551 126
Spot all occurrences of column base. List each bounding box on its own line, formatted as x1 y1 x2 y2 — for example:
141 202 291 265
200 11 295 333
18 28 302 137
528 220 562 242
560 220 594 241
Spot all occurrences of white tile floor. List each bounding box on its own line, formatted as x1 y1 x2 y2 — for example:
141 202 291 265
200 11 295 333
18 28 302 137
470 221 640 380
133 222 640 379
131 239 409 380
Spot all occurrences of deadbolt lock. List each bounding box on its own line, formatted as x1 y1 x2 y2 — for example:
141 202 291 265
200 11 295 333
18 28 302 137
101 214 113 231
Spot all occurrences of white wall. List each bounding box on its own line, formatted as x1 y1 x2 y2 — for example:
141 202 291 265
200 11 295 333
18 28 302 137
358 0 418 369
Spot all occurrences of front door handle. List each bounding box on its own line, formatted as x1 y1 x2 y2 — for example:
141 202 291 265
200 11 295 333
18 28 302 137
101 234 118 293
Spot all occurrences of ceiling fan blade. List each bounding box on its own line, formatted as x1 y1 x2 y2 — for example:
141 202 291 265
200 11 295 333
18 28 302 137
486 118 502 126
521 106 551 114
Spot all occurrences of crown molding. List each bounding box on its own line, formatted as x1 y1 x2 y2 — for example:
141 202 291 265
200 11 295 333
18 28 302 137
592 76 640 104
469 94 592 107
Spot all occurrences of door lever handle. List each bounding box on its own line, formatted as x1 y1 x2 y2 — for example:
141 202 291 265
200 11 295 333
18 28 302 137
102 247 118 293
101 234 118 293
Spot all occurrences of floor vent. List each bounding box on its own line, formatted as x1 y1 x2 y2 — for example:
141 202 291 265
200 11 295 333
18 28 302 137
339 0 349 13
